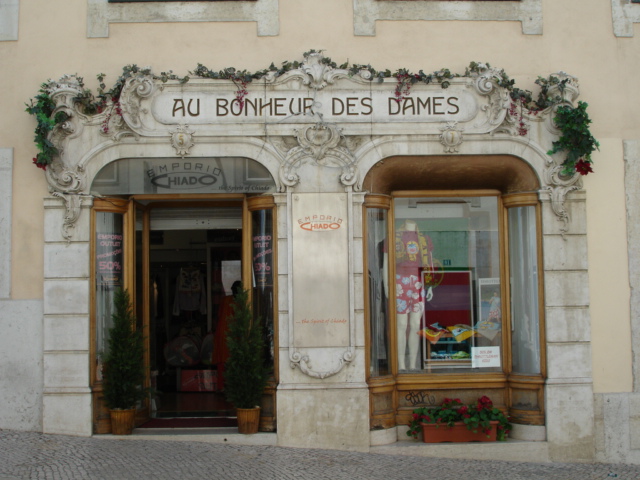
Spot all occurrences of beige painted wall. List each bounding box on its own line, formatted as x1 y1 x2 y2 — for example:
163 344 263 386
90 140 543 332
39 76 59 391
1 0 637 393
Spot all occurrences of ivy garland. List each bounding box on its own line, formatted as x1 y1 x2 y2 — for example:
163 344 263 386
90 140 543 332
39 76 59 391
26 50 598 176
548 101 599 176
25 87 69 170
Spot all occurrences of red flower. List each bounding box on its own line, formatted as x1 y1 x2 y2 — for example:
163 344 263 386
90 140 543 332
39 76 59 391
575 159 593 175
477 396 493 409
459 406 468 415
32 158 47 171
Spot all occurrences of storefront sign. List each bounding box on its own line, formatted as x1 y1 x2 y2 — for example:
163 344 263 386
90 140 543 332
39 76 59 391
96 232 123 287
147 161 221 189
292 193 350 348
152 88 478 125
297 214 343 232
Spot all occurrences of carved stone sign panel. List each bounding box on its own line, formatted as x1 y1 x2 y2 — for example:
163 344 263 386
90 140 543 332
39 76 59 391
292 193 350 348
152 88 478 126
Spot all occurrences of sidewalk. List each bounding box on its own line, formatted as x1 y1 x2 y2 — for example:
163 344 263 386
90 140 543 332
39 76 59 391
1 429 639 480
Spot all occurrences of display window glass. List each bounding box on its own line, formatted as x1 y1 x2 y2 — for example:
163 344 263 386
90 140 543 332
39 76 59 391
509 205 541 375
94 210 125 378
367 207 391 377
393 196 503 374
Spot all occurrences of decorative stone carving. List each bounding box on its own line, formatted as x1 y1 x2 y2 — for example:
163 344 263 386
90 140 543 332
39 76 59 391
37 56 585 240
46 76 86 187
119 75 156 130
544 73 580 136
273 52 363 90
169 124 195 158
543 165 583 236
51 192 84 243
279 123 359 189
40 77 90 242
289 350 355 380
538 72 584 234
468 64 512 133
439 122 464 153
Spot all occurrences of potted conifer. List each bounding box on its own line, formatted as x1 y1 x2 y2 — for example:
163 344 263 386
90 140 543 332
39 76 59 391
224 285 268 434
102 289 146 435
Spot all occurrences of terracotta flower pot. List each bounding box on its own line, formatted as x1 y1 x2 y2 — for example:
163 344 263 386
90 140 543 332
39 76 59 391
236 407 260 434
110 408 136 435
421 421 498 443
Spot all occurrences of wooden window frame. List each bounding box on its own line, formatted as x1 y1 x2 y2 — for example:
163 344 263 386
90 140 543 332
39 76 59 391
365 190 546 430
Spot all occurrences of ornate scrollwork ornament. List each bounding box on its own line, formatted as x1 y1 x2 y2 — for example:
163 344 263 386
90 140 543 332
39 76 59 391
290 349 354 379
543 164 582 236
51 192 84 244
279 124 359 189
544 72 581 135
119 76 156 130
170 124 195 157
46 162 86 195
468 64 511 131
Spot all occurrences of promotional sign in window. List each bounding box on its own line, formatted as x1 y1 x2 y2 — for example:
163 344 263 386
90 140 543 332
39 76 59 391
96 232 123 287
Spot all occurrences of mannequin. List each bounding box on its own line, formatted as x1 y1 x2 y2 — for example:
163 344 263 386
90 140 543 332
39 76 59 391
394 219 434 370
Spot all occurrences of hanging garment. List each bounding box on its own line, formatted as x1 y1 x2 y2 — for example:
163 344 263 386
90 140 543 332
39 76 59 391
172 268 207 316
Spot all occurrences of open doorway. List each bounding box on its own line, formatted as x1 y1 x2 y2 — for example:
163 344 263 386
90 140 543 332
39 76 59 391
144 206 243 426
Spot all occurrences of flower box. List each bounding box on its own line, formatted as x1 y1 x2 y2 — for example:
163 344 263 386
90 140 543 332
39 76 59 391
408 396 510 442
421 420 498 443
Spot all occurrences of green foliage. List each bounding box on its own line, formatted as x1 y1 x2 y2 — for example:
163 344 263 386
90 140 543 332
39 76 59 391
74 65 189 115
407 396 511 441
102 289 146 410
25 84 68 169
548 101 599 176
224 286 268 409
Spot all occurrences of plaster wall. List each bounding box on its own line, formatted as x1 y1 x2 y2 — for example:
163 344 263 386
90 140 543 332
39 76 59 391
0 149 44 431
0 299 43 432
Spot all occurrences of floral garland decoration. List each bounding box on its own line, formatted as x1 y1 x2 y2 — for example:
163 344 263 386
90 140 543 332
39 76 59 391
26 51 597 176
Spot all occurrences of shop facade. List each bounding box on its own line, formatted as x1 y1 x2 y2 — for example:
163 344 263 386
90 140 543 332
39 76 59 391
3 0 640 466
34 56 588 458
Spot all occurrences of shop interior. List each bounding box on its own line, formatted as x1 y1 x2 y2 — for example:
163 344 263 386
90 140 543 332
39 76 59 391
146 207 242 420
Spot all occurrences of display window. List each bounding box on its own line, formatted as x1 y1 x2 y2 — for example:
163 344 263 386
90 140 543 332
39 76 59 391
365 186 545 429
393 195 503 374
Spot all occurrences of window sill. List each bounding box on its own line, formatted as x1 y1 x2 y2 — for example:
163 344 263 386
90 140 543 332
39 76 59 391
354 0 542 35
88 0 278 37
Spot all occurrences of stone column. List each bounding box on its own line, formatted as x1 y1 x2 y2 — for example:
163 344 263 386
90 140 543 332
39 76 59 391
42 195 93 436
540 190 595 462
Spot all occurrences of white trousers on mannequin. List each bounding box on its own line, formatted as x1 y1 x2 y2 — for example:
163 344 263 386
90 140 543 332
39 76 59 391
397 311 421 370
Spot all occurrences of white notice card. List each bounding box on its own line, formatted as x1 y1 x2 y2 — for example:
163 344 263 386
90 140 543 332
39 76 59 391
471 346 501 368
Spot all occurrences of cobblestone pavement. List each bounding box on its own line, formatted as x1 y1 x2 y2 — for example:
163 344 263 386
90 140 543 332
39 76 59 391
2 430 640 480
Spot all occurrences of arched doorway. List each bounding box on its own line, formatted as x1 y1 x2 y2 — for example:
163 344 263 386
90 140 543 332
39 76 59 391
89 157 278 433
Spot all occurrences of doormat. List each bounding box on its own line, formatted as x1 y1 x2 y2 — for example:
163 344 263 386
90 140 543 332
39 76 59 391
138 417 238 429
156 410 234 418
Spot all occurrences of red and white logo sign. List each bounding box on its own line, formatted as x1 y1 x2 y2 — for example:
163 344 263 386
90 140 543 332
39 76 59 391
298 214 343 232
